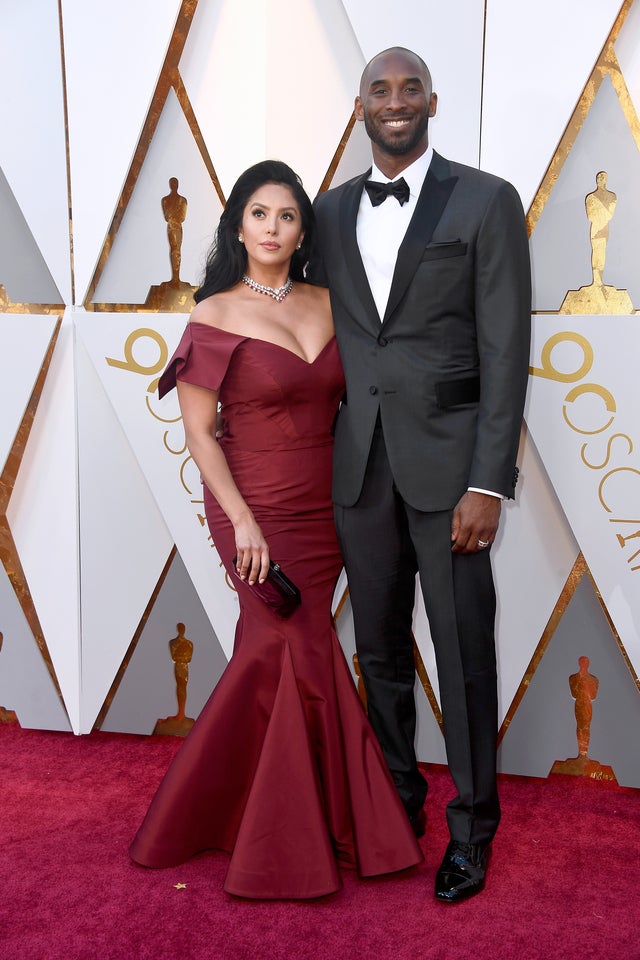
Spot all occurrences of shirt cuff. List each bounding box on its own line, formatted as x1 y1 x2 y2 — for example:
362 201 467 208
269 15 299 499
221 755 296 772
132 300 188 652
468 487 504 500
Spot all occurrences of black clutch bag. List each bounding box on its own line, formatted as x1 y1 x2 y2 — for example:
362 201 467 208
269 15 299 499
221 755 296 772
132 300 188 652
232 558 301 619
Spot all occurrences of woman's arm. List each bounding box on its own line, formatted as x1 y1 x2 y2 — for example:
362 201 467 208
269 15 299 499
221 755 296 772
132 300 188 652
177 378 269 584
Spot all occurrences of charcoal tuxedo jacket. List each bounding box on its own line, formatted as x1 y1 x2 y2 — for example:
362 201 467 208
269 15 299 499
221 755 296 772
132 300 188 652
312 150 532 512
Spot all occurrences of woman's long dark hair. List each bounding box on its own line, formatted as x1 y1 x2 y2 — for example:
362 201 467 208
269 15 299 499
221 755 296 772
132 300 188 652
194 160 315 304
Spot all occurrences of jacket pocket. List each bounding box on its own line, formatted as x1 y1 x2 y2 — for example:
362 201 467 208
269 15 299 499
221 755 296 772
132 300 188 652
435 375 479 408
421 240 468 262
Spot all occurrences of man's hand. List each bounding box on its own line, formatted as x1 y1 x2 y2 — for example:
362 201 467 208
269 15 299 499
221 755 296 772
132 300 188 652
451 491 501 554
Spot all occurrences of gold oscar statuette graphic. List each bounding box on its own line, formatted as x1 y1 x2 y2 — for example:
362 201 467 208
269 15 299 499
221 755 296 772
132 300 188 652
144 178 197 311
0 632 18 723
153 622 196 736
550 656 617 781
560 172 633 315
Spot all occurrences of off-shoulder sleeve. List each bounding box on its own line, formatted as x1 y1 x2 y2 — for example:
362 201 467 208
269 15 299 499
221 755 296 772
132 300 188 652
158 323 246 398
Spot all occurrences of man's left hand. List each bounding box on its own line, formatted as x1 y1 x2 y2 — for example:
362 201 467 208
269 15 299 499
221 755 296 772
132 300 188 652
451 491 501 554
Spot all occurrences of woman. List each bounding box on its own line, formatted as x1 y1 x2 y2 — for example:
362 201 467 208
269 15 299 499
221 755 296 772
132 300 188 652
129 161 422 899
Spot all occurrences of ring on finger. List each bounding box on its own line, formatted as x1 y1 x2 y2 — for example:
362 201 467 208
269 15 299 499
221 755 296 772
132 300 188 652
477 539 490 548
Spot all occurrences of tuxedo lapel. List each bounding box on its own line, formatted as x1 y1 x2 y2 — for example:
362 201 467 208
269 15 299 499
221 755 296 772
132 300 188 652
337 171 382 334
383 152 459 325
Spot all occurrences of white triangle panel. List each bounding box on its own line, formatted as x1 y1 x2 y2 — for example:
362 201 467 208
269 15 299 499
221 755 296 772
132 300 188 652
491 426 580 721
527 314 640 676
179 0 267 200
76 325 175 732
482 0 623 210
0 3 70 304
0 314 58 476
264 0 366 197
5 309 81 731
77 313 239 664
62 0 184 303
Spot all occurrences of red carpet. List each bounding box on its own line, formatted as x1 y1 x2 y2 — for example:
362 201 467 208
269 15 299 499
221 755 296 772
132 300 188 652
2 722 639 960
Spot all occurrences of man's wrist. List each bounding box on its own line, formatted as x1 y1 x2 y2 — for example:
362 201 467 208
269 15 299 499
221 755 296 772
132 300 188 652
467 486 504 500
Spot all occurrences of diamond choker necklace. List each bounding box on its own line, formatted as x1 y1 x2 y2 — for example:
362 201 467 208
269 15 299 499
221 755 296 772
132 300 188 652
242 274 293 303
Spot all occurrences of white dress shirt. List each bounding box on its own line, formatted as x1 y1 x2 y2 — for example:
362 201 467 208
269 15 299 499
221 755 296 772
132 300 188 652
356 147 433 321
356 146 502 502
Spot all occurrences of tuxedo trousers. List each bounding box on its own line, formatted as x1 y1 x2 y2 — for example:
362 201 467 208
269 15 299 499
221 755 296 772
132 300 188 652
334 421 500 845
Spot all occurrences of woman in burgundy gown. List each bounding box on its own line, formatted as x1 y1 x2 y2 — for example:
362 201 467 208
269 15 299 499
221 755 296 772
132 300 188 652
129 161 421 899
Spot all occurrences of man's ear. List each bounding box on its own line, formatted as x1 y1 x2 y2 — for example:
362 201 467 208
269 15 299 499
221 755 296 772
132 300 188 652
429 92 438 118
354 96 364 122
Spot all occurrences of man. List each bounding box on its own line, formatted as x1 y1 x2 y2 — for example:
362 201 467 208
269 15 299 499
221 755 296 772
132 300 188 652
311 47 531 902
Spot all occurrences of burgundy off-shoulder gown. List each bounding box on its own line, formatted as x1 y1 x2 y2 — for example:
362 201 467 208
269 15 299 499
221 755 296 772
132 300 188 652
129 321 422 899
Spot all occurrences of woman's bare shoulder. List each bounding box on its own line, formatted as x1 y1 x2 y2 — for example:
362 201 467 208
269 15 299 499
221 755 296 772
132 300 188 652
189 290 238 329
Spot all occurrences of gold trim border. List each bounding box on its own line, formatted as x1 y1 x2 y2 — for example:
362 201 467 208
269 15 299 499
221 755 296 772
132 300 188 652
319 113 357 194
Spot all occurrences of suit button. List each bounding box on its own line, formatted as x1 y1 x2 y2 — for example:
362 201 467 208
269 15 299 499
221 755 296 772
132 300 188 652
378 337 388 347
369 386 378 395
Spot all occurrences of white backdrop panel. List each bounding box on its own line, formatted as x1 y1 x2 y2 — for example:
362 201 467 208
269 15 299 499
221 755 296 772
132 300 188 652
180 0 267 200
491 426 581 720
77 313 238 661
528 314 640 674
0 314 58 475
75 325 176 732
182 0 366 198
62 0 183 304
264 0 365 196
0 1 70 303
482 0 623 210
6 310 80 730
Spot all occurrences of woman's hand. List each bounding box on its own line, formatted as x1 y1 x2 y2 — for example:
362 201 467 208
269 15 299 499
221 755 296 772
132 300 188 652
233 516 270 584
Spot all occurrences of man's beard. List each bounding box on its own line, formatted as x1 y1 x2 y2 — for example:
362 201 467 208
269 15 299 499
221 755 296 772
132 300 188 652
364 114 429 156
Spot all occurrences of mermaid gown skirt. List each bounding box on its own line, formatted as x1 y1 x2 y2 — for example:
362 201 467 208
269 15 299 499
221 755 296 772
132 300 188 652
129 323 422 898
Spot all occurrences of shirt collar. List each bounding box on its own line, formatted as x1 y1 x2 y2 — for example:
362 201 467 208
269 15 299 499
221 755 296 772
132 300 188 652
369 146 433 198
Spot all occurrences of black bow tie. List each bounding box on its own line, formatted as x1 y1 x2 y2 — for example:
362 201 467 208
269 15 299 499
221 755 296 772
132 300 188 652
364 177 410 207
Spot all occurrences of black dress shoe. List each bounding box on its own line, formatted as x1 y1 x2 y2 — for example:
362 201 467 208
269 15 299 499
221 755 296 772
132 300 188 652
434 841 489 903
409 808 426 838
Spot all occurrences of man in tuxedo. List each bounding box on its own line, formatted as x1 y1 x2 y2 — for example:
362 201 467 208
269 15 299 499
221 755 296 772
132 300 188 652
311 47 531 902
